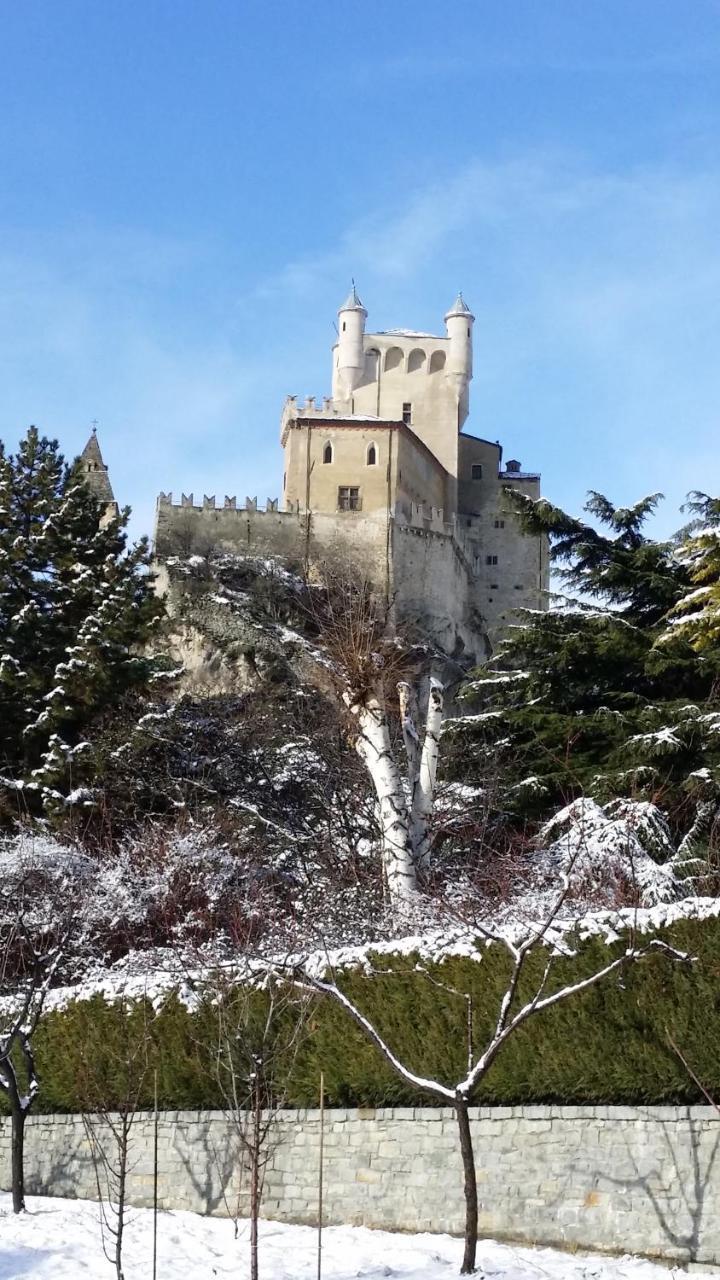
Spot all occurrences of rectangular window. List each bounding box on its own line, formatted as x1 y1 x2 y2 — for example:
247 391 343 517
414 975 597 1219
471 464 483 480
338 486 361 511
494 519 505 528
486 554 498 566
402 402 412 425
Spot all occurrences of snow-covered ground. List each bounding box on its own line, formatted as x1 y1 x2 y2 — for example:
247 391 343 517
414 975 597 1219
0 1195 711 1280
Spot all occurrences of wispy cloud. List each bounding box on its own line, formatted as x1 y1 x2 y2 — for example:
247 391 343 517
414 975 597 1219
3 150 720 542
258 149 720 531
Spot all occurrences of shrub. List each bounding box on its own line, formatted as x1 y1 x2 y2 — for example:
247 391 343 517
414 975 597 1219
22 914 720 1113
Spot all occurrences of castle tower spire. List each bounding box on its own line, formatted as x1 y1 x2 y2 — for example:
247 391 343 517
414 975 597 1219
80 426 119 522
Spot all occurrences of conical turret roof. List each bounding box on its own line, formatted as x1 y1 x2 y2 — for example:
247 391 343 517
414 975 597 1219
444 291 474 321
80 427 115 504
339 283 367 314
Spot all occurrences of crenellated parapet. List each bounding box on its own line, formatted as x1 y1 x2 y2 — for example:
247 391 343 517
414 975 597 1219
156 493 285 513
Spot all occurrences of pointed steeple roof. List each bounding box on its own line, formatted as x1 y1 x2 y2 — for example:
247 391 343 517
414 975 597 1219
339 282 367 314
444 291 474 321
80 427 116 504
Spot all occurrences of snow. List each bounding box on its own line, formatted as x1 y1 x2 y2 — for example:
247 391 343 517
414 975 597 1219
538 798 678 905
0 1195 708 1280
376 328 440 338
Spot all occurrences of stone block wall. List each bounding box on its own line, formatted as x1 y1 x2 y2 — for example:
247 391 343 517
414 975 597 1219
2 1106 720 1263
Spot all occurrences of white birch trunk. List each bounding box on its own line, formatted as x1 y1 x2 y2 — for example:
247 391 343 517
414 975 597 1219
410 678 444 870
351 697 419 910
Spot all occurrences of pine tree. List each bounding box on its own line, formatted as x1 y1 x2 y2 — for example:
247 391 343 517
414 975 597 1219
0 426 164 817
660 492 720 653
447 489 720 842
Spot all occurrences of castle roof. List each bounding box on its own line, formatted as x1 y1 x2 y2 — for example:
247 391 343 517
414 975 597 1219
339 284 367 313
444 291 474 321
80 428 115 504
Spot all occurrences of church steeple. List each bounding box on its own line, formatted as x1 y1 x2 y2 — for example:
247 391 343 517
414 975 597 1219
80 426 118 519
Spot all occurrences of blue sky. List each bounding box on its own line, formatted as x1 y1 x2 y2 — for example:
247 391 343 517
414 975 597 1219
1 0 720 541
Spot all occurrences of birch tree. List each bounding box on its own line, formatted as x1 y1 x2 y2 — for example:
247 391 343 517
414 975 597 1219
290 881 688 1275
347 677 444 911
315 571 447 916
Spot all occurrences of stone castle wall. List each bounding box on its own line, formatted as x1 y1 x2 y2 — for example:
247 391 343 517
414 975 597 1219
153 495 546 657
4 1104 720 1263
154 496 389 580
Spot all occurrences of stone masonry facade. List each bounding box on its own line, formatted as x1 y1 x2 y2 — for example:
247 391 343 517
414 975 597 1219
153 289 549 660
3 1105 720 1264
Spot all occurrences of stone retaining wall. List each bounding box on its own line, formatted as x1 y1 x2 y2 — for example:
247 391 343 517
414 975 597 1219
1 1106 718 1264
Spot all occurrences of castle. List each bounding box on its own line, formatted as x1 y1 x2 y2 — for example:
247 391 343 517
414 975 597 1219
153 288 549 661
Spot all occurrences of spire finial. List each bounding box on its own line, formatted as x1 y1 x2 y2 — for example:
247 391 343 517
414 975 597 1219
445 291 474 321
339 282 367 313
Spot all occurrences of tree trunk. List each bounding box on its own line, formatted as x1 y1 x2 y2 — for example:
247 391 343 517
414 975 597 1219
455 1096 478 1275
115 1120 128 1280
413 678 444 869
10 1105 26 1214
354 698 418 910
250 1074 261 1280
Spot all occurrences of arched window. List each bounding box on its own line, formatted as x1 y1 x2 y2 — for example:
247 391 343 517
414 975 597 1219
367 443 377 466
429 350 446 374
323 442 333 464
407 348 426 373
384 346 403 372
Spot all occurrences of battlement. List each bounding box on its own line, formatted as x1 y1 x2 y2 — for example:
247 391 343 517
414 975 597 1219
155 491 448 533
284 394 337 416
156 493 285 513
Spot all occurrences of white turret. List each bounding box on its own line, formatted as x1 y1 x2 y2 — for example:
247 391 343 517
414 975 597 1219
333 284 367 402
444 292 474 428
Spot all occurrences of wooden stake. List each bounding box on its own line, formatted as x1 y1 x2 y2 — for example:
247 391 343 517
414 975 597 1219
152 1069 159 1280
317 1071 325 1280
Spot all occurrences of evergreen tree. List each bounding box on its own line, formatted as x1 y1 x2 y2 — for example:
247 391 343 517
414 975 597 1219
0 426 164 817
660 492 720 653
447 489 720 844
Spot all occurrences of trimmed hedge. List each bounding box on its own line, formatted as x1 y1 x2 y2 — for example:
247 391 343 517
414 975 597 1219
23 913 720 1112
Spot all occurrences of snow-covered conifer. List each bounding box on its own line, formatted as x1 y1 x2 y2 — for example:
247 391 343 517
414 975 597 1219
0 427 165 816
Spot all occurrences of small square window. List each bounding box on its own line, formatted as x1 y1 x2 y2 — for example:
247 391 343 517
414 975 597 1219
485 554 498 566
402 402 412 425
471 464 483 480
494 519 505 528
338 486 360 511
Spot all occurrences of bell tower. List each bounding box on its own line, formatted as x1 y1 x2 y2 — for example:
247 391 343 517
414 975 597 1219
80 426 119 524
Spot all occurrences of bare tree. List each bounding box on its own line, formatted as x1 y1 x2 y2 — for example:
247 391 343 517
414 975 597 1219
201 972 312 1280
289 879 688 1275
72 997 155 1280
0 837 89 1212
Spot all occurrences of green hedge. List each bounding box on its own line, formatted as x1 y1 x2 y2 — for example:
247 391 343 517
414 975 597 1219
24 913 720 1112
